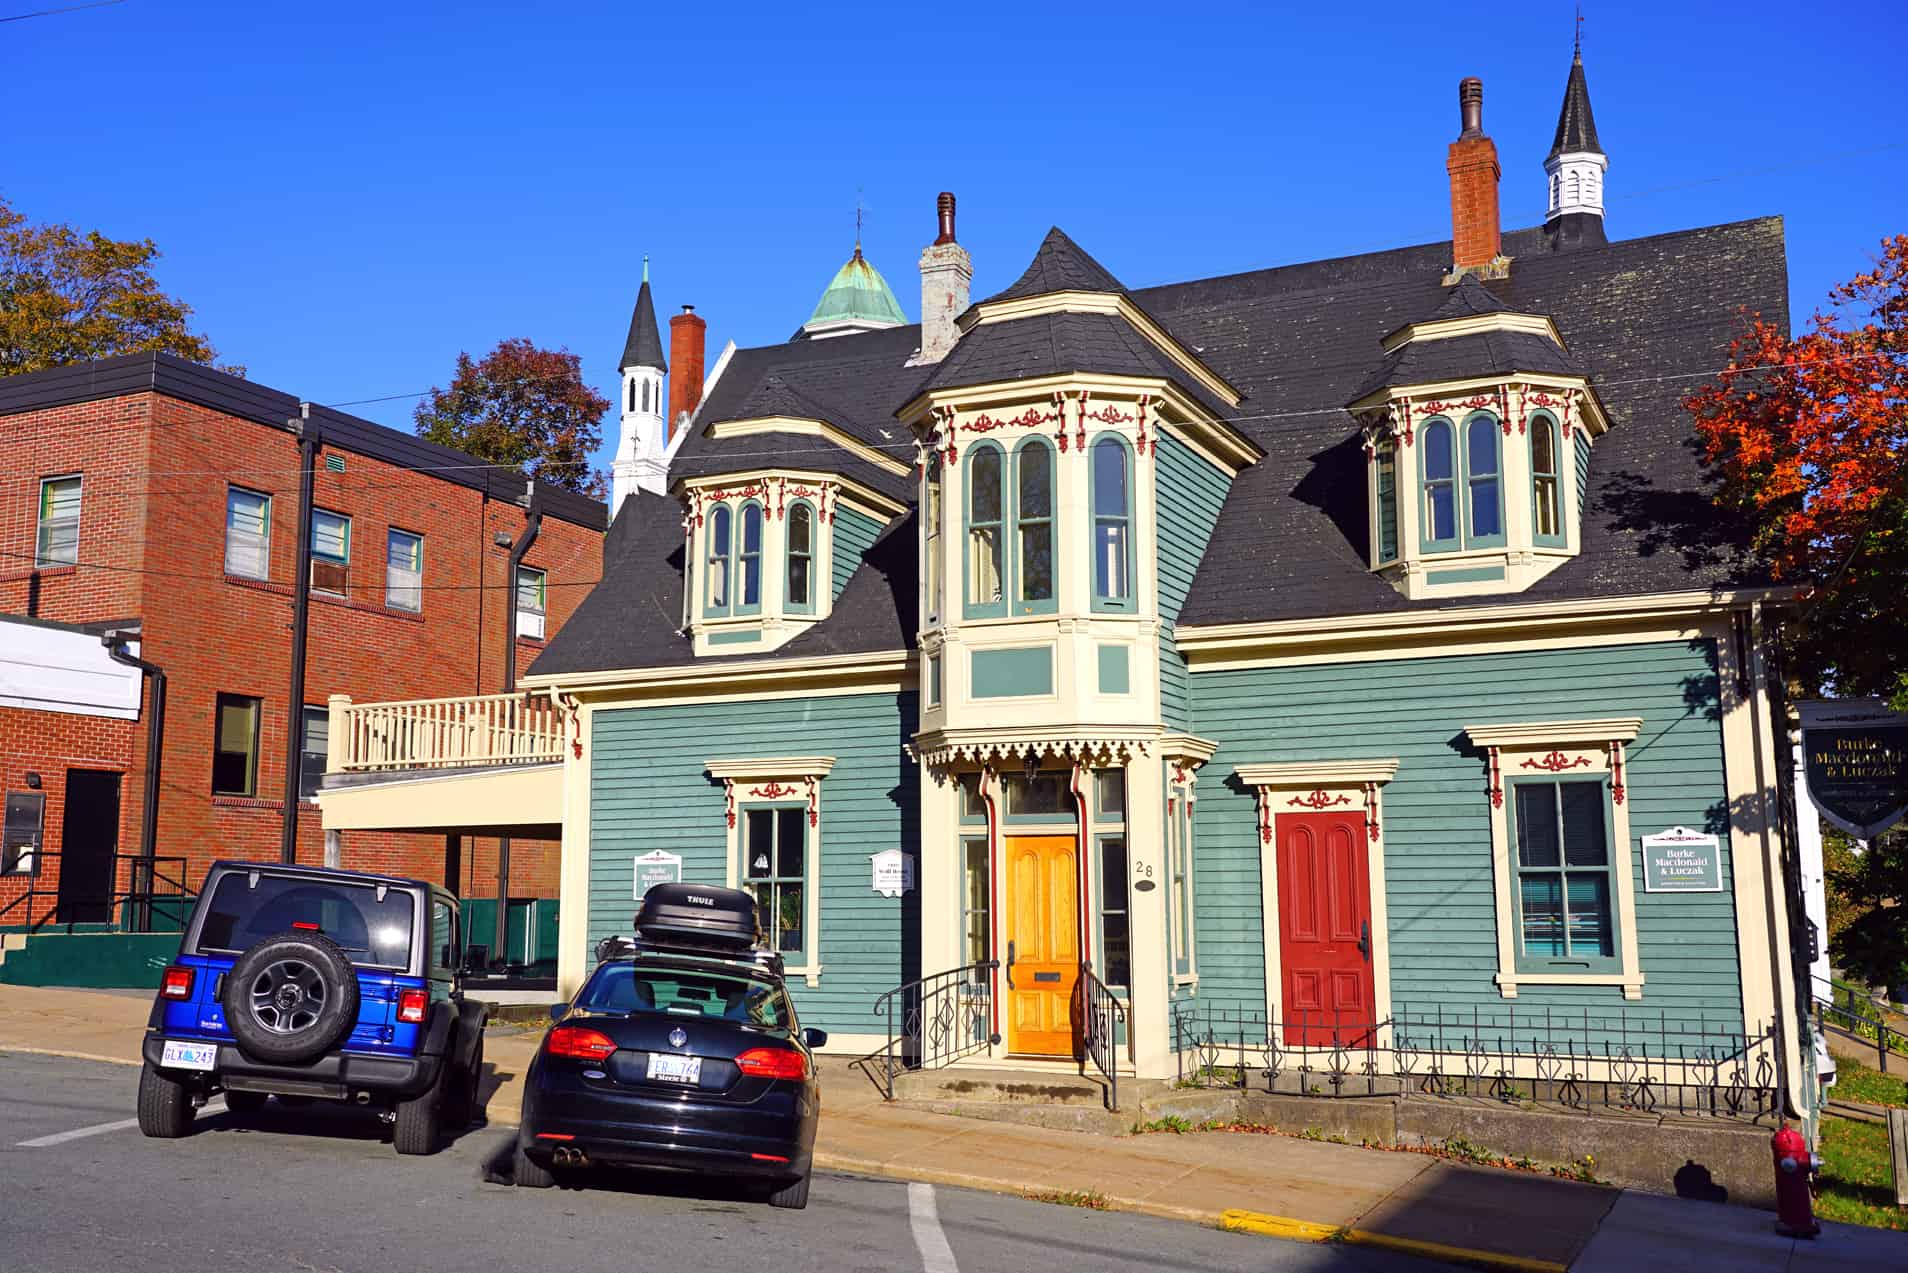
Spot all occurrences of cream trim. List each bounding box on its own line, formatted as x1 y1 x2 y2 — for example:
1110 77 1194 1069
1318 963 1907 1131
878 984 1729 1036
1177 587 1802 666
959 290 1242 407
676 466 909 520
705 756 837 781
1345 373 1610 438
1474 735 1644 1001
703 416 912 478
521 648 912 695
556 695 594 998
1462 717 1642 747
1159 732 1219 764
1380 311 1565 354
1236 759 1401 787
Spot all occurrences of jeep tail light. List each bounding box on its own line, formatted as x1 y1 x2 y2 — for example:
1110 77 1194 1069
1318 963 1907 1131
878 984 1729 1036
734 1046 807 1080
546 1025 617 1061
160 966 195 1000
397 989 428 1024
291 921 321 931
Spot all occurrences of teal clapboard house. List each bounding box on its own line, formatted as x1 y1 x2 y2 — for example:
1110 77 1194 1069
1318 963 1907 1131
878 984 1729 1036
500 54 1817 1118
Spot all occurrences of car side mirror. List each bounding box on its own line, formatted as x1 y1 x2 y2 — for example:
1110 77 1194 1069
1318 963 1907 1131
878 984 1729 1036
802 1027 828 1049
548 1003 567 1022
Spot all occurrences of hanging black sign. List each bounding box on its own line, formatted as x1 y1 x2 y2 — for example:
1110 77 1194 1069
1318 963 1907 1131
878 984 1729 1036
1802 718 1908 840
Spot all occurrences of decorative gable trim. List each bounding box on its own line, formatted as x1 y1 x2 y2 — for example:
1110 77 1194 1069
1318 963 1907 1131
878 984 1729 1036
1380 311 1566 354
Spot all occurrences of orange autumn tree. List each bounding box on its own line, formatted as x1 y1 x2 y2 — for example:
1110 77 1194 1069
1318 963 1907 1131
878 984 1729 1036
414 338 611 499
1685 234 1908 708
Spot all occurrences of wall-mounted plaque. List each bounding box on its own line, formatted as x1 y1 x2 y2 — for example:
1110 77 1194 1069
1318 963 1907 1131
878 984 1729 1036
1641 827 1723 893
633 850 683 900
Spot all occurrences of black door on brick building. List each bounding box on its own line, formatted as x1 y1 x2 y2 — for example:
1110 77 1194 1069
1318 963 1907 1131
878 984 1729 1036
56 770 121 924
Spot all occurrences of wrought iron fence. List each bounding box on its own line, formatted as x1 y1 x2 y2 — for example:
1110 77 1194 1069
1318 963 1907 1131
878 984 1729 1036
1081 961 1130 1111
0 851 192 933
1170 1000 1781 1122
1812 975 1906 1074
866 961 999 1100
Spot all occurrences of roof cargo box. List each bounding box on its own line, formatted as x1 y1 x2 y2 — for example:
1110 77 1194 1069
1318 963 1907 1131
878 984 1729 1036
634 883 759 952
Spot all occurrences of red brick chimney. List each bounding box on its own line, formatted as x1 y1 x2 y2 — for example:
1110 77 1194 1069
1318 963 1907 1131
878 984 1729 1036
1446 77 1506 280
667 305 706 439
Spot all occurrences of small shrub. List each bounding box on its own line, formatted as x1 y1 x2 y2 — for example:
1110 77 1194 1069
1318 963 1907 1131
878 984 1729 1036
1023 1188 1111 1210
1132 1115 1193 1135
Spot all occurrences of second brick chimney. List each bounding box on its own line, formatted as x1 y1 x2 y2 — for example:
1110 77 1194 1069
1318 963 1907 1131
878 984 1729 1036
1445 77 1508 282
909 192 972 366
668 305 707 439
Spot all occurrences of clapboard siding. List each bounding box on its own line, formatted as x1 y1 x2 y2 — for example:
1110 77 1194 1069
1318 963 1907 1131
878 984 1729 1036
833 507 886 601
1154 434 1231 730
589 690 918 1033
1186 638 1746 1031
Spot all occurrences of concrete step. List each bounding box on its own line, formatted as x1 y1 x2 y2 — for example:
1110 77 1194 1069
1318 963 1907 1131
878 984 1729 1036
892 1065 1121 1107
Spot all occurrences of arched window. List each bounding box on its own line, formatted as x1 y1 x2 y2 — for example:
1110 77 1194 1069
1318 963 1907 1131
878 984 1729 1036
966 443 1005 617
738 502 764 614
1014 438 1055 614
1531 413 1563 545
1421 419 1458 550
627 377 637 413
923 458 943 623
1465 413 1504 544
1374 439 1399 563
787 502 815 613
1091 434 1133 610
706 505 732 614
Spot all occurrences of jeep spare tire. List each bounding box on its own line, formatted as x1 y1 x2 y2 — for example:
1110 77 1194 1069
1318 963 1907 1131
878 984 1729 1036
222 931 360 1065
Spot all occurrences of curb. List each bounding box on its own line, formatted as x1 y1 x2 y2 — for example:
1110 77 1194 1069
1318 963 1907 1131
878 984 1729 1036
1218 1209 1341 1242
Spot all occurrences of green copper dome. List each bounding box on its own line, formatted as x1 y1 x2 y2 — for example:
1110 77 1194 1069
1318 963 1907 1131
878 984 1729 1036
803 244 907 335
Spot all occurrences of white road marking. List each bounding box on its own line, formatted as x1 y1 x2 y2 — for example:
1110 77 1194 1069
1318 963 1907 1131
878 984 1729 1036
17 1098 224 1147
908 1181 960 1273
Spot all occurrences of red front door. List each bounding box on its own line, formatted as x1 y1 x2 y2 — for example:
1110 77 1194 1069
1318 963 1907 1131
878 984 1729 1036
1276 811 1375 1046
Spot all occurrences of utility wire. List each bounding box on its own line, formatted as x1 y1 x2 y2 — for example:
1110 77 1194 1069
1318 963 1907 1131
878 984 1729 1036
0 0 125 21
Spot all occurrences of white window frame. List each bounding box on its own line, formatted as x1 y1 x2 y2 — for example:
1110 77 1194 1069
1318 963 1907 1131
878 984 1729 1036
224 487 272 581
35 474 81 568
310 508 351 596
705 756 835 987
516 565 547 640
1461 718 1645 1000
385 528 423 613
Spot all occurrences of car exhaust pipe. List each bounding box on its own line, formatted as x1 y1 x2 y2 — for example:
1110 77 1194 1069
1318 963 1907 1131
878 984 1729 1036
551 1146 589 1167
354 1091 371 1105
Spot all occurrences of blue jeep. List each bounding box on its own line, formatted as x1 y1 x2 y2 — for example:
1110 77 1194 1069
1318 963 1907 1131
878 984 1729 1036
137 860 487 1155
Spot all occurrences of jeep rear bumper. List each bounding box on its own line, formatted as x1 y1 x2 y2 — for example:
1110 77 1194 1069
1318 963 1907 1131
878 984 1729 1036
142 1032 444 1102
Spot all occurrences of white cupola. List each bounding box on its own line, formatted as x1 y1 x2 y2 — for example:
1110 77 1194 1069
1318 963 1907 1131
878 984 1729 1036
1543 42 1609 251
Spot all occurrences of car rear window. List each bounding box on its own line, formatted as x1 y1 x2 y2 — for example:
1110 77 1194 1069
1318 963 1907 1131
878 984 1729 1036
196 874 414 969
579 963 790 1029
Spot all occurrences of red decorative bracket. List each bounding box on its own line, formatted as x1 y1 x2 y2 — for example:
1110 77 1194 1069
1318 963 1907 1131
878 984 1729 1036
1519 750 1593 773
1135 394 1152 457
1608 739 1627 805
808 779 820 828
1053 392 1069 452
560 693 583 759
1487 746 1503 809
1364 781 1380 841
723 779 735 829
749 780 800 799
1257 787 1272 845
1286 789 1351 810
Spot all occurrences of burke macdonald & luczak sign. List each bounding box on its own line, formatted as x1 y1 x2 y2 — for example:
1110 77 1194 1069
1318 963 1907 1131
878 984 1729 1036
1798 699 1908 841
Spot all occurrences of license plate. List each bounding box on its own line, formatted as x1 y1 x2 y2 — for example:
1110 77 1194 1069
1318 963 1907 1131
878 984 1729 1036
646 1053 702 1085
161 1040 218 1072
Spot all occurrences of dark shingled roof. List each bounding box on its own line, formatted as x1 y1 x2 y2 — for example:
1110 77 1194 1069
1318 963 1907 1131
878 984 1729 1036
1549 52 1603 159
531 214 1788 677
985 227 1128 303
619 279 666 371
1351 330 1586 402
1427 274 1513 319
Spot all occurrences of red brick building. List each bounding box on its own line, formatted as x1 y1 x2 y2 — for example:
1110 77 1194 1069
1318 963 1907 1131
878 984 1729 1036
0 353 604 933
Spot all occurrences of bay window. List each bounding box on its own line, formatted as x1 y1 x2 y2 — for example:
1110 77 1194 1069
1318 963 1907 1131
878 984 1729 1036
1531 413 1564 546
787 502 815 613
738 502 764 615
966 443 1006 616
1013 438 1055 615
1090 434 1133 610
706 505 732 615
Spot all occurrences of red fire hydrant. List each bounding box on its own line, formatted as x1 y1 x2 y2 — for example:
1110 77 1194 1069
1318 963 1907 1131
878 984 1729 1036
1771 1122 1821 1238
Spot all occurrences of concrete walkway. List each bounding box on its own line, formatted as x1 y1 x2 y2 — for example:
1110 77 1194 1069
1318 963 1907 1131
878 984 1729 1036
7 984 1905 1272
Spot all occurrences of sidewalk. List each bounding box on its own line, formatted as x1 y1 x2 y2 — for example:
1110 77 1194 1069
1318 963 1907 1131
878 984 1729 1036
6 984 1904 1272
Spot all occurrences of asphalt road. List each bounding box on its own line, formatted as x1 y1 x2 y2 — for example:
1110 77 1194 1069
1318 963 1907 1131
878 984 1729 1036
0 1051 1445 1273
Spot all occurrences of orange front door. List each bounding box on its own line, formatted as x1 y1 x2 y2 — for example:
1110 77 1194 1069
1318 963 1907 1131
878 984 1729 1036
1003 834 1079 1057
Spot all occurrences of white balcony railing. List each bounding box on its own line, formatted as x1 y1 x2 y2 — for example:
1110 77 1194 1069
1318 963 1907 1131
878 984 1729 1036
326 691 565 773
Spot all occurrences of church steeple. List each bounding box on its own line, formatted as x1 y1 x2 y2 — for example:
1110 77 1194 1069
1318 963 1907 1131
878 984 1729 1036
612 257 669 515
1543 32 1609 252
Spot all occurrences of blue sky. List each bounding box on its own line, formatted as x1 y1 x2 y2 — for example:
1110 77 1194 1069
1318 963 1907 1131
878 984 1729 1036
4 0 1901 475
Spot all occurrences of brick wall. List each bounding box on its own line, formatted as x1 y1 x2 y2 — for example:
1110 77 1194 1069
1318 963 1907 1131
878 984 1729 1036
0 703 140 928
0 386 600 910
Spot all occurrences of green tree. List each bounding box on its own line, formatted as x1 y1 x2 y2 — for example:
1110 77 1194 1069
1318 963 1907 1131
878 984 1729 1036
1826 828 1907 994
0 194 228 375
413 338 609 498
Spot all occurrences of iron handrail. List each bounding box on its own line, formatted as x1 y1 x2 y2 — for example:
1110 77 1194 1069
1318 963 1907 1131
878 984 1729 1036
867 961 999 1100
1080 961 1130 1111
1811 975 1905 1074
0 850 193 933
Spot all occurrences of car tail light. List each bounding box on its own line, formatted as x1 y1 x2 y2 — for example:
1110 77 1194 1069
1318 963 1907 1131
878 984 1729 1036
735 1046 808 1080
397 989 428 1024
546 1025 617 1061
291 921 321 931
160 966 195 1000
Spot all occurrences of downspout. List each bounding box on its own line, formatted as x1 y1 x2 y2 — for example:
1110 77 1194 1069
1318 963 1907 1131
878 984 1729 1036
281 405 320 865
103 629 165 933
498 479 542 962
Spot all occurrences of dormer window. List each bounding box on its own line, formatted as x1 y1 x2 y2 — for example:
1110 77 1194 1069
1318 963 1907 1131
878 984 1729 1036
1374 439 1400 563
1013 438 1056 616
923 458 944 624
787 501 815 613
1531 412 1563 545
738 501 764 615
1462 412 1504 547
966 442 1006 616
706 505 733 615
1091 433 1133 610
1419 411 1509 550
